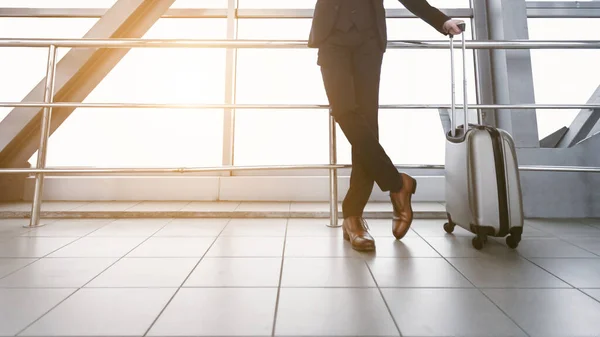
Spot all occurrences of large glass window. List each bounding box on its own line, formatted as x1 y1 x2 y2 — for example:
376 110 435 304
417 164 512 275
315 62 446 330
233 17 476 166
528 18 600 140
32 18 228 168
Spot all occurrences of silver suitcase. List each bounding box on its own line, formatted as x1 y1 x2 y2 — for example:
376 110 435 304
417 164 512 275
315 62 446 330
443 23 524 250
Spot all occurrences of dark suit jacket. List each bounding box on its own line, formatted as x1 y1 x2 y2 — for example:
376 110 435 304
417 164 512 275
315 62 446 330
308 0 451 51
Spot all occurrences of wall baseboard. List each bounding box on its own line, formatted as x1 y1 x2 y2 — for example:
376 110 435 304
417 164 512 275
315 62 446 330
22 175 446 202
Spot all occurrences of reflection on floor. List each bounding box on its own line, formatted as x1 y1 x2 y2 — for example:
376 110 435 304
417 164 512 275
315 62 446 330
1 204 600 336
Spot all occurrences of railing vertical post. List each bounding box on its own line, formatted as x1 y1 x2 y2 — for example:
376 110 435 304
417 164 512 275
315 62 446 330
328 112 340 228
27 44 58 228
222 0 238 174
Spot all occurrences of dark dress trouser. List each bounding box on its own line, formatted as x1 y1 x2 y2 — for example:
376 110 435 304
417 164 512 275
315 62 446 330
318 28 403 218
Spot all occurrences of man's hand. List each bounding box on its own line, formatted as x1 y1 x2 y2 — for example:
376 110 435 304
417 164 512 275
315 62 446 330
443 19 465 35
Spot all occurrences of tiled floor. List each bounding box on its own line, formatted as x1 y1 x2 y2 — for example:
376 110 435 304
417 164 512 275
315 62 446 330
1 216 600 336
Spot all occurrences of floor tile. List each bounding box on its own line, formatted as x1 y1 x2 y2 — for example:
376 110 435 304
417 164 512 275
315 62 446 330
0 258 116 288
126 201 190 212
362 237 440 258
154 218 229 237
221 218 287 236
206 237 284 257
520 224 555 237
367 219 418 238
411 219 474 237
184 257 281 287
0 237 77 258
511 238 598 258
367 258 472 288
529 258 600 288
447 257 571 288
275 288 398 336
71 201 140 212
562 237 600 256
180 201 240 211
382 288 526 337
20 288 175 336
582 289 600 302
235 201 290 212
148 288 277 336
0 258 36 278
527 219 600 237
20 219 111 237
484 288 600 337
88 218 170 237
281 257 375 287
286 218 343 237
285 237 361 258
48 237 146 258
86 258 198 288
424 236 519 258
0 219 36 238
0 288 75 336
126 237 214 257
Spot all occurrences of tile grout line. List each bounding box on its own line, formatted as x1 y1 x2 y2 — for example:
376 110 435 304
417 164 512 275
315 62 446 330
364 260 403 337
502 221 600 303
270 217 289 337
0 218 119 282
12 217 160 336
410 227 532 337
516 252 600 306
142 217 234 337
524 221 600 257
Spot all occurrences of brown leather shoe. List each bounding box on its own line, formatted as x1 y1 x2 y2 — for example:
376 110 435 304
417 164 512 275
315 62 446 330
390 173 417 240
342 216 375 252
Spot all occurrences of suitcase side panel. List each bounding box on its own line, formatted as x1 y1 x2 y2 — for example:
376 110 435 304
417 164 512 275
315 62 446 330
499 129 525 229
445 133 473 228
469 129 502 234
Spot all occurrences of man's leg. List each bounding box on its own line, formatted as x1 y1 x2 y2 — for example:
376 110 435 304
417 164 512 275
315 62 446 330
319 47 402 195
342 37 382 219
319 37 400 251
351 37 418 240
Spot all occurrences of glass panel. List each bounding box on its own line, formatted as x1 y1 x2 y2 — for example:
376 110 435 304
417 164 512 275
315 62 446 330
234 19 327 165
0 18 97 123
528 18 600 140
234 18 476 166
29 18 228 168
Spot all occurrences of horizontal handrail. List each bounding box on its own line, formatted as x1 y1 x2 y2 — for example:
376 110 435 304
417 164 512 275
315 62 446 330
0 164 597 174
0 8 474 19
0 38 599 49
0 103 598 110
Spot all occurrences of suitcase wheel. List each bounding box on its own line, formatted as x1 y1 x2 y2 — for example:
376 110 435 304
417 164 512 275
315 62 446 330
506 234 520 249
443 222 455 234
472 236 484 250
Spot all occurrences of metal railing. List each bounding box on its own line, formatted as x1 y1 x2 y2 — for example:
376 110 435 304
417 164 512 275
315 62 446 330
1 38 600 229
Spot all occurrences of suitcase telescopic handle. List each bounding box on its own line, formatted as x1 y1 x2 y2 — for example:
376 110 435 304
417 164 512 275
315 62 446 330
450 22 468 138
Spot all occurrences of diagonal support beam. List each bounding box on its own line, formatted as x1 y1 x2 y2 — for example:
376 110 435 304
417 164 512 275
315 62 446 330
0 0 175 169
556 84 600 148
